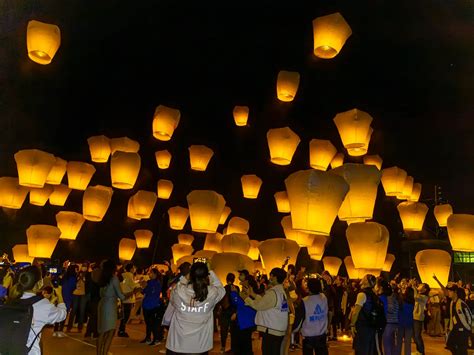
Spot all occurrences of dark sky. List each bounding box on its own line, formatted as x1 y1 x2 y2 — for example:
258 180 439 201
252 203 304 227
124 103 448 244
0 1 473 272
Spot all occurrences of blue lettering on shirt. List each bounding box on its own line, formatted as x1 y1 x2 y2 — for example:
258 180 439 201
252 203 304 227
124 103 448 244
309 304 325 322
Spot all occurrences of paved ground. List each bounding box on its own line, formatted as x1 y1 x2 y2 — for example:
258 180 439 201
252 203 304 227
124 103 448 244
41 322 458 354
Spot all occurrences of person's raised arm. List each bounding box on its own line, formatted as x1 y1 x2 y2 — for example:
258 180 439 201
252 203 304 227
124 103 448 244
432 274 447 296
245 288 277 311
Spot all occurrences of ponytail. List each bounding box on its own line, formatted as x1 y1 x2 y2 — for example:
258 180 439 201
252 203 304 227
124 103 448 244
189 262 210 303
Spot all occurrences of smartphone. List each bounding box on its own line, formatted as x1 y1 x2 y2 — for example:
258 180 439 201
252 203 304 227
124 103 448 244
48 267 58 274
193 257 207 264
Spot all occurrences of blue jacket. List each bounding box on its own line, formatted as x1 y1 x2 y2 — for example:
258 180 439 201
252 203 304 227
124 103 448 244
399 301 414 328
61 276 77 310
230 291 256 330
143 279 161 310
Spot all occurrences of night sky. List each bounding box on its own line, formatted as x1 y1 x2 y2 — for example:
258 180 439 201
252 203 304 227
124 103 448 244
0 1 473 274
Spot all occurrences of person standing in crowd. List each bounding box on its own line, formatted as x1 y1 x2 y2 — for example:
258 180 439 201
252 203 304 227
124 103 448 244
466 292 474 350
165 262 226 354
67 265 86 333
293 277 329 355
245 268 289 355
140 268 162 346
427 289 443 337
411 279 430 355
379 280 400 355
8 266 67 355
398 286 415 355
218 272 238 353
54 264 77 336
118 262 138 337
130 267 148 324
350 274 381 355
85 263 101 339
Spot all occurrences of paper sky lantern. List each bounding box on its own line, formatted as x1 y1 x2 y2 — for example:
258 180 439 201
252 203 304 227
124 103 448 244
333 109 373 155
194 250 217 260
381 167 407 196
382 254 396 272
415 249 451 289
227 217 250 235
152 105 181 141
12 245 34 264
110 137 140 154
49 184 71 206
307 235 327 261
29 185 54 206
241 175 262 199
347 128 372 157
176 255 195 268
248 240 260 261
168 206 189 230
83 185 113 222
363 155 383 170
259 238 300 272
178 233 194 246
110 152 141 189
397 176 414 200
211 253 255 285
221 233 251 255
219 206 232 225
330 153 344 169
233 106 249 126
409 183 422 202
188 145 214 171
397 202 428 232
447 214 474 252
312 12 352 59
67 161 96 190
172 243 194 264
187 190 225 233
15 149 56 188
119 238 136 261
434 204 453 227
274 191 290 213
155 150 172 169
27 225 60 258
344 256 381 279
128 190 157 220
27 20 61 65
309 139 337 171
0 177 29 209
157 179 173 199
46 157 67 185
55 211 84 240
346 222 389 270
322 256 342 276
134 229 153 249
204 233 223 252
332 164 381 222
276 70 300 102
285 169 349 235
267 127 300 165
87 135 111 163
281 215 314 247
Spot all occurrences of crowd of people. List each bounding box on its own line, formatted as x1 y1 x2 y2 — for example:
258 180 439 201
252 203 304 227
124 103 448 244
0 258 473 355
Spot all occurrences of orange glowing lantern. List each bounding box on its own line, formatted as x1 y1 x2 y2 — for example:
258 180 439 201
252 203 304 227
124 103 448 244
87 135 111 163
233 106 249 126
259 238 300 272
157 179 173 199
281 215 314 247
46 157 67 185
134 230 153 249
309 139 337 171
382 254 396 272
267 127 300 165
274 191 290 213
227 217 250 235
204 233 223 253
241 175 262 199
211 253 255 285
219 206 232 225
27 20 61 65
330 153 344 169
168 206 189 230
415 249 451 289
408 183 422 202
333 109 373 155
221 233 251 255
276 70 300 102
187 190 226 233
172 243 194 264
312 13 352 59
110 137 140 154
397 202 428 232
29 185 54 206
27 225 61 258
346 222 389 270
434 204 453 227
381 167 407 196
128 190 157 220
363 155 383 170
248 240 260 261
152 105 181 141
110 152 141 189
0 177 29 209
119 238 136 261
67 161 96 190
178 234 194 246
155 150 172 169
307 235 327 261
322 256 342 276
397 176 414 200
15 149 56 188
49 184 72 206
447 214 474 252
188 145 214 171
55 211 84 240
83 185 113 222
12 244 34 264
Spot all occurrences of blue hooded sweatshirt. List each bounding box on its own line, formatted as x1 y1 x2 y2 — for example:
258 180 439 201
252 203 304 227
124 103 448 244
143 278 162 310
230 290 256 330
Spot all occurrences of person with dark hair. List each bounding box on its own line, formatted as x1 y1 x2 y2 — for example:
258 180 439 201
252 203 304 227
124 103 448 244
410 279 430 355
85 263 101 339
245 267 289 355
398 287 415 355
141 268 162 346
118 262 138 337
218 272 238 353
379 280 400 355
293 278 329 355
67 265 87 333
166 262 225 354
8 265 67 355
54 264 77 336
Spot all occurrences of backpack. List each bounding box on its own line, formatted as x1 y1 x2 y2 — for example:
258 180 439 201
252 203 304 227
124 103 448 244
0 295 43 355
360 291 386 332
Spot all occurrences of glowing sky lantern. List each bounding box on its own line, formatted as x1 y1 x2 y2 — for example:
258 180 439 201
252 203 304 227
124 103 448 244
322 256 342 276
110 137 140 154
397 202 429 232
152 105 181 141
46 157 67 185
227 217 250 235
344 256 381 279
248 240 260 261
157 179 173 199
29 185 54 206
258 238 300 272
87 135 111 163
267 127 300 166
49 184 71 206
204 233 223 253
347 128 372 157
382 254 396 272
408 183 422 202
346 222 389 270
281 215 315 247
333 109 373 156
285 169 349 235
333 163 381 223
27 225 61 258
128 190 157 220
241 175 262 199
276 70 300 102
56 211 84 240
447 214 474 252
168 206 189 230
119 238 136 261
330 153 344 169
211 253 255 285
83 185 113 222
178 233 194 246
155 150 172 169
363 154 383 170
27 20 61 65
307 235 327 261
188 145 214 171
312 12 352 59
194 250 217 260
415 249 451 289
110 152 141 189
274 191 290 213
0 177 29 209
381 167 407 196
221 233 251 255
134 230 153 249
397 176 414 200
172 243 193 264
187 190 225 233
67 161 96 190
434 204 453 227
12 244 34 264
219 206 232 225
15 149 55 188
309 139 337 171
233 106 249 126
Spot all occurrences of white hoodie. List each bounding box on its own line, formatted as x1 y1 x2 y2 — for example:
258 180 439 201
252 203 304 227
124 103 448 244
166 270 225 353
